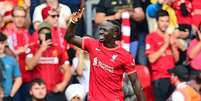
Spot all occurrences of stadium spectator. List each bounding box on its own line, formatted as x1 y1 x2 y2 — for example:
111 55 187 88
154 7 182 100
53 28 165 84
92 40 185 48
71 48 90 98
3 6 32 101
187 71 201 94
146 10 179 101
0 33 22 101
25 22 71 101
187 23 201 79
173 25 190 66
31 6 69 51
32 0 71 29
146 0 178 33
172 0 192 33
167 66 200 101
27 78 47 101
65 84 85 101
65 9 145 101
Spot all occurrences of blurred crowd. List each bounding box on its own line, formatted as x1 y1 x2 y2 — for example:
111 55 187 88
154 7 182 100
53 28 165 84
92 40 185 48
0 0 200 101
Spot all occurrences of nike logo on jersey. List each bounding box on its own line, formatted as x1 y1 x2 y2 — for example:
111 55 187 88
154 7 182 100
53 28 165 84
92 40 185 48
95 48 100 51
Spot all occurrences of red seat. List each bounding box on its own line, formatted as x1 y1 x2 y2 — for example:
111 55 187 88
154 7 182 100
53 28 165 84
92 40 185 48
135 65 154 101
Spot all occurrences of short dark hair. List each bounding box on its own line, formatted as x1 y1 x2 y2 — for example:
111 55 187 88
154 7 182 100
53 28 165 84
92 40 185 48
0 33 7 42
29 78 45 90
156 9 169 20
107 20 121 40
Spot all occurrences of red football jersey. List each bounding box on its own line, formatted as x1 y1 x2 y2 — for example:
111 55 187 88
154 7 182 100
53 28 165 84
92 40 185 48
82 37 136 101
26 43 69 92
4 24 33 82
31 27 69 51
146 32 175 81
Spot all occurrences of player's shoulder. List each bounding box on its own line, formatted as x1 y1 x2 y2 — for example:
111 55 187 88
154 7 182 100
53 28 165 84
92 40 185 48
117 47 133 57
83 36 98 43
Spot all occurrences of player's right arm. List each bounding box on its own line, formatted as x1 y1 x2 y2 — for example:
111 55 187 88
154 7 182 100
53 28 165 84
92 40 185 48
65 8 84 48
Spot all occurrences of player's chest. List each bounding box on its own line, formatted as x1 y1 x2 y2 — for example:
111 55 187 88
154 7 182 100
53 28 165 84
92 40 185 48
90 49 124 69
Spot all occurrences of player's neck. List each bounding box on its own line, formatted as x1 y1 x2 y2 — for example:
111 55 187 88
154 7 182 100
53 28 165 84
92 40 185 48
102 41 117 48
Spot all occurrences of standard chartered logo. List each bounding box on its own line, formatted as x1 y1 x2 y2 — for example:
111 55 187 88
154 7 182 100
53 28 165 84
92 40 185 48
92 57 114 73
92 57 98 66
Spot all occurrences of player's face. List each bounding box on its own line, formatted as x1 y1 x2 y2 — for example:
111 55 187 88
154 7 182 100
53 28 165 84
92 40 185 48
30 83 47 100
98 22 116 42
0 41 6 54
157 16 169 33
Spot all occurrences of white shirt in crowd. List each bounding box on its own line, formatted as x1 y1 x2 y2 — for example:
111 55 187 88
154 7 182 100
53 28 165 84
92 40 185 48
33 3 71 28
72 56 90 94
171 82 187 101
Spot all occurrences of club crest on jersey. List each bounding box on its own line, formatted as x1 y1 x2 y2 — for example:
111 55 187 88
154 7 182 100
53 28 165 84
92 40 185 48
111 54 118 62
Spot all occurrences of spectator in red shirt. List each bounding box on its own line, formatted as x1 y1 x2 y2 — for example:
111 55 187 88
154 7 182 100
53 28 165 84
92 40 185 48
146 10 179 101
65 9 145 101
172 0 192 33
25 22 71 101
3 6 32 101
31 6 69 51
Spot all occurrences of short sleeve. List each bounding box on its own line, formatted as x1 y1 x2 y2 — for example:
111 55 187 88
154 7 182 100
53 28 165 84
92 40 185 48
12 58 21 77
145 35 155 55
124 54 136 74
82 36 95 52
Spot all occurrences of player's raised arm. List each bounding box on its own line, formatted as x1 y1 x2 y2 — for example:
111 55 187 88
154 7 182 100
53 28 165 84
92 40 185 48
65 8 84 48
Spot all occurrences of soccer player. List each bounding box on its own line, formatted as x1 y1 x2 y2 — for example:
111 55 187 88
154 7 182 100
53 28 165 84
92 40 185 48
65 9 145 101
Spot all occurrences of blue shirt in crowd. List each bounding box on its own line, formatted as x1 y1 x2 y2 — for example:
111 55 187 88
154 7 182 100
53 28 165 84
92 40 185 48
1 55 21 97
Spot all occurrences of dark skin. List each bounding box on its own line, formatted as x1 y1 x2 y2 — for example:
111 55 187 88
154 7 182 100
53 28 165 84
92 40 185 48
65 9 145 101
